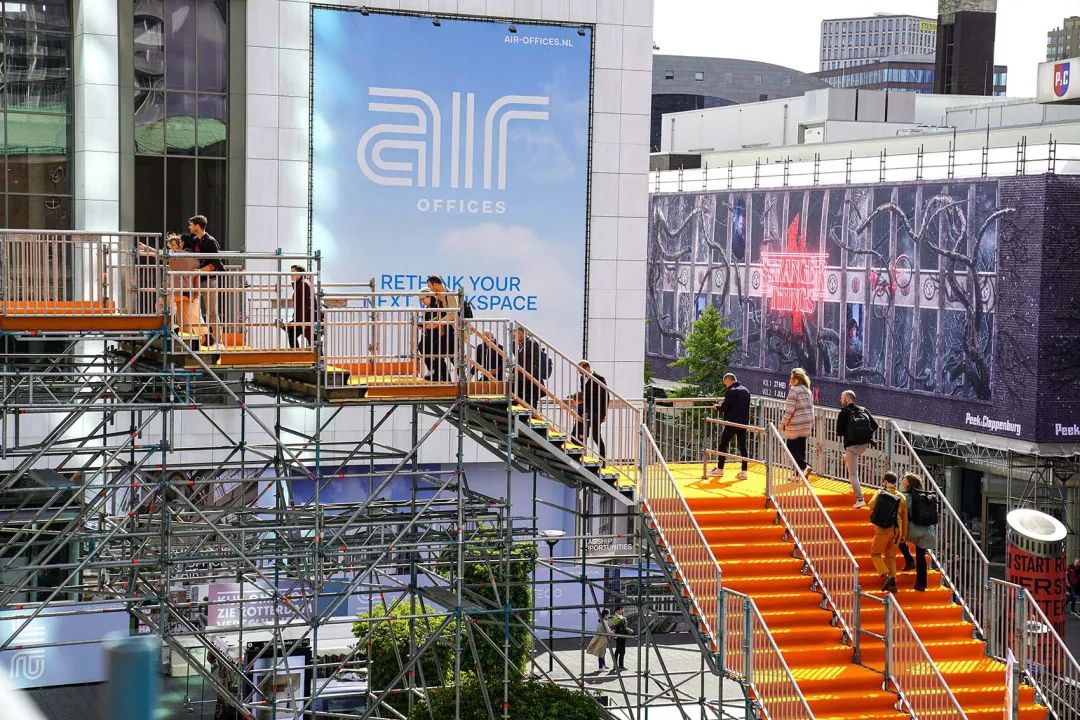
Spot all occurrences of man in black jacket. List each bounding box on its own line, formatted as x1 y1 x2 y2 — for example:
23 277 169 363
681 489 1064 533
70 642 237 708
284 264 319 348
473 331 504 381
708 373 751 479
513 327 545 409
836 389 879 508
573 360 609 459
189 214 223 346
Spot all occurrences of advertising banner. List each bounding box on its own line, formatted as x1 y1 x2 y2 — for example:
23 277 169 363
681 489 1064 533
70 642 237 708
312 9 593 354
0 603 129 689
646 177 1080 443
208 582 313 629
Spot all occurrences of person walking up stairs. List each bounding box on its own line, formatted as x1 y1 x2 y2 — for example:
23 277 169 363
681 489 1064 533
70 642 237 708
866 472 907 595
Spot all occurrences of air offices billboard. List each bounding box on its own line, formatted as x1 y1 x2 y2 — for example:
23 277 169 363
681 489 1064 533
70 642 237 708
311 9 593 354
646 177 1080 443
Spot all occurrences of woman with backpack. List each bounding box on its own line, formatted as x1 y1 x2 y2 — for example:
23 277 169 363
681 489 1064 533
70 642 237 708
778 368 815 476
867 471 908 594
901 473 937 592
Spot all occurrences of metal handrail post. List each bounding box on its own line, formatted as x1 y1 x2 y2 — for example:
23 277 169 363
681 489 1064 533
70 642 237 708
717 582 726 673
743 595 754 720
853 584 862 664
883 594 893 691
1013 587 1025 720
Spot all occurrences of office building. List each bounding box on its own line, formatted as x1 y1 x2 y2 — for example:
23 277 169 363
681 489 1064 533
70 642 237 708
814 53 1006 95
819 13 937 72
1047 16 1080 62
934 0 998 95
651 55 828 152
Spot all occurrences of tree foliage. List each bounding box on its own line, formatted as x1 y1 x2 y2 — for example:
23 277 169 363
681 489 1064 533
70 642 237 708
408 674 605 720
669 305 737 397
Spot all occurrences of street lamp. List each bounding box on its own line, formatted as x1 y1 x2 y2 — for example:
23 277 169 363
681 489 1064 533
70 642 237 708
539 529 566 673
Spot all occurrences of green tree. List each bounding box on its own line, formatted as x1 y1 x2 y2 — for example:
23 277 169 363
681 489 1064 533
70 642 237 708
352 599 453 714
669 305 737 398
409 674 604 720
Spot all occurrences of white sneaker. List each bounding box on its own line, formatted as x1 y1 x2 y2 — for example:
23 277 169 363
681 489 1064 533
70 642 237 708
853 499 866 509
736 471 748 480
707 468 724 477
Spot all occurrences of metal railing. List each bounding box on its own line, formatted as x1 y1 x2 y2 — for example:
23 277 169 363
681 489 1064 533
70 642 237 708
0 231 164 320
764 422 862 656
721 588 815 720
640 424 812 720
884 592 969 720
988 577 1080 720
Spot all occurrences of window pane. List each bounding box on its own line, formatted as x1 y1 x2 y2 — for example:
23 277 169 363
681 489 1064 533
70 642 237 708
197 93 226 156
135 88 165 154
5 30 71 112
134 3 165 88
196 159 225 239
198 0 228 92
164 0 197 91
8 193 69 229
6 155 66 194
5 112 67 154
165 91 197 155
134 155 164 233
164 156 197 233
4 0 70 32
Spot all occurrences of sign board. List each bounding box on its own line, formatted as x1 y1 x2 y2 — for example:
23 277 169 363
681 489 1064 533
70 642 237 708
1037 58 1080 104
207 582 313 630
918 20 937 33
0 603 129 689
311 8 594 355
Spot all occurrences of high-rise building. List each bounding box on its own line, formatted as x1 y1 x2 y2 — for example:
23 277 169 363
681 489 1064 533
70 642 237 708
1047 16 1080 61
819 13 937 72
934 0 998 95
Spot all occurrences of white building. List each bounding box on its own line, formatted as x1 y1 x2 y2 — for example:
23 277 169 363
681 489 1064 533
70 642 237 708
820 13 937 71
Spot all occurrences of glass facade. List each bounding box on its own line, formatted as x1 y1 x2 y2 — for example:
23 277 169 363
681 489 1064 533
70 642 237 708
819 62 1007 96
0 0 72 229
133 0 228 239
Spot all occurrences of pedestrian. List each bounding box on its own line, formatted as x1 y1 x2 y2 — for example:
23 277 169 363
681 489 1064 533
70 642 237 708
513 326 547 410
188 215 224 347
609 606 632 671
1068 559 1080 616
574 361 609 459
866 471 908 594
777 368 814 476
283 264 319 348
835 389 879 508
426 275 459 374
585 608 612 671
473 330 505 381
708 373 751 480
417 292 449 381
900 473 937 592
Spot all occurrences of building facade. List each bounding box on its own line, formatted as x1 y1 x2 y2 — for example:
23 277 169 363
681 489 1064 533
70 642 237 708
651 55 828 152
1047 15 1080 62
819 13 937 72
814 53 1006 95
934 0 998 95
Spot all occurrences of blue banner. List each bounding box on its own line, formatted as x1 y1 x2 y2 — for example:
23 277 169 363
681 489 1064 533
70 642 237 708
312 9 592 353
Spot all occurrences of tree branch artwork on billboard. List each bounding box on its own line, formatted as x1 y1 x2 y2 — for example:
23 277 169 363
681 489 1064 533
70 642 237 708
646 180 1040 439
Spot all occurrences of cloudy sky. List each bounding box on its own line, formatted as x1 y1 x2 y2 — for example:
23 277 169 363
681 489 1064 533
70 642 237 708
654 1 1075 97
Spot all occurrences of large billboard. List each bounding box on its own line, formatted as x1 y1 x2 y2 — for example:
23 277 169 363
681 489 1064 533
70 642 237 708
646 176 1080 443
311 9 593 354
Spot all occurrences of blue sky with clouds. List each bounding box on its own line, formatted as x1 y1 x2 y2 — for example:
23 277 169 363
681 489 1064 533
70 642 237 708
312 9 592 351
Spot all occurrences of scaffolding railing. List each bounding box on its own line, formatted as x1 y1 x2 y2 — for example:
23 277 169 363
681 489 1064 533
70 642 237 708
0 230 163 321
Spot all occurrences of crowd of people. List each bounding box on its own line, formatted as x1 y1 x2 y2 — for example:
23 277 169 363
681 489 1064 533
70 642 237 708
708 366 939 595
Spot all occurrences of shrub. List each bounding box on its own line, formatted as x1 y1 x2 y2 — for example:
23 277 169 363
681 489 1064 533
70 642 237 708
409 674 605 720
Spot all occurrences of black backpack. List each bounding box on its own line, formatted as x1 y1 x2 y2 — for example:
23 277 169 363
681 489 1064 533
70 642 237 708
539 347 553 380
846 405 875 445
461 298 474 319
870 490 901 529
909 489 939 526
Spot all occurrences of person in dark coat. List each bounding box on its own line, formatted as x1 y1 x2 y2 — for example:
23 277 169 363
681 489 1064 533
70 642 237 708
573 360 609 459
284 264 319 348
473 331 505 381
708 373 752 479
513 326 545 409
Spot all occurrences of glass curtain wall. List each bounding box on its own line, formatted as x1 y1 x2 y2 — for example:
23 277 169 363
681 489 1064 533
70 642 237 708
1 0 72 229
133 0 227 240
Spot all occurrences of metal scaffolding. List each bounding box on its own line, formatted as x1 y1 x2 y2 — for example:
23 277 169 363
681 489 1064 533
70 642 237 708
0 232 737 720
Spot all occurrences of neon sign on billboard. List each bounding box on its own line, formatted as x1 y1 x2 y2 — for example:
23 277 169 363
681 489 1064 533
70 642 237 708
760 252 828 313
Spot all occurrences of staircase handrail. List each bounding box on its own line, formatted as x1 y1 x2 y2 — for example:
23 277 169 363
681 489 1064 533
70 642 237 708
884 592 969 720
989 577 1080 720
640 423 813 720
722 587 816 720
888 419 990 637
765 422 862 657
639 424 721 642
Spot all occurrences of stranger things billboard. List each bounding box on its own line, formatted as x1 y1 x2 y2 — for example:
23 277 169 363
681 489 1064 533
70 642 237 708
646 175 1080 444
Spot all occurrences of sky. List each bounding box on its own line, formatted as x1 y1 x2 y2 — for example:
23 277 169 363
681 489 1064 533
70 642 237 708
653 1 1076 97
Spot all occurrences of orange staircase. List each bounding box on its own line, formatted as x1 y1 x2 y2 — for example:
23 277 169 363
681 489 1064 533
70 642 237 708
675 465 1046 719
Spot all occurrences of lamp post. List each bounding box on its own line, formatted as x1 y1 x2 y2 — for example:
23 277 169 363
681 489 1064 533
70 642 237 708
540 529 566 673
